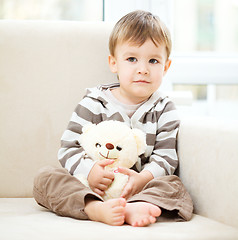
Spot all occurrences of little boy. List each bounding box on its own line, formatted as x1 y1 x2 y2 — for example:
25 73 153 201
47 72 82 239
33 10 193 227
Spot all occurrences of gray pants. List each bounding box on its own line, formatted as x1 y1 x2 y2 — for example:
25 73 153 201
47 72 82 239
33 166 193 221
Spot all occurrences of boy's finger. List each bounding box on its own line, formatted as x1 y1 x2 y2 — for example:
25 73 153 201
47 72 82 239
94 188 104 196
121 188 130 199
98 183 108 191
121 183 132 199
101 177 113 186
98 159 115 168
104 171 115 180
117 167 132 176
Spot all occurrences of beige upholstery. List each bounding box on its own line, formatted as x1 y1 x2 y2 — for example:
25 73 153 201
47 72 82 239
0 20 238 239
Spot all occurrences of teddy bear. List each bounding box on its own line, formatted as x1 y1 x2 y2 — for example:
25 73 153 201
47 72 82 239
74 120 147 200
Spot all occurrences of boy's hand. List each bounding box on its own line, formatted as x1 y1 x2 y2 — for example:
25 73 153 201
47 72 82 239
117 168 154 200
87 159 115 196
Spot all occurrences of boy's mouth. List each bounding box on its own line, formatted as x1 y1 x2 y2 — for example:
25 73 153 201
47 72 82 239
134 80 150 84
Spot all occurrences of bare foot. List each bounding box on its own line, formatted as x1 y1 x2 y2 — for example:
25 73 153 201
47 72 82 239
84 198 126 226
125 202 161 227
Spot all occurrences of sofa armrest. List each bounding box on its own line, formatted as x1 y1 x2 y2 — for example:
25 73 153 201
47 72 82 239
178 117 238 228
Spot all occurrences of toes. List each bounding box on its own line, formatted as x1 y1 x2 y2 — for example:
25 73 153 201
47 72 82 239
133 216 156 227
114 206 125 215
141 218 150 226
118 197 127 207
109 198 126 208
132 222 138 227
132 218 148 227
111 219 124 226
110 215 125 226
149 215 156 224
149 205 161 217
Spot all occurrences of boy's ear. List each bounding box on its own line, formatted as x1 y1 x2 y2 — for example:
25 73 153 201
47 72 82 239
108 55 117 73
163 59 172 76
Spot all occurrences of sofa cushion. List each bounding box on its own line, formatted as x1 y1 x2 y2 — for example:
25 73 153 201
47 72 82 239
0 198 238 240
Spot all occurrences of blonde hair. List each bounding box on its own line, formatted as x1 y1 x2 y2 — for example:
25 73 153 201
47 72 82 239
109 10 172 59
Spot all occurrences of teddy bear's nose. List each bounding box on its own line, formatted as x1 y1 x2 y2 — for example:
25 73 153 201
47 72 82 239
106 143 114 150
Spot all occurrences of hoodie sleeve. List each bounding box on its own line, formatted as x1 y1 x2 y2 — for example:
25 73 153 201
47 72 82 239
58 97 100 177
142 100 180 177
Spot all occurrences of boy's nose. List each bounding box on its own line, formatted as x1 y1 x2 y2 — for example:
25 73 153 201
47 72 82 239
138 70 148 75
137 64 149 75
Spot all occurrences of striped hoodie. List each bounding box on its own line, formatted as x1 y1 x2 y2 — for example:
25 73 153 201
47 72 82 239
58 83 180 178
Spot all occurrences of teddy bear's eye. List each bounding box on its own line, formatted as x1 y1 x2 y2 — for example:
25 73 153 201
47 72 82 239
116 146 122 151
95 143 101 148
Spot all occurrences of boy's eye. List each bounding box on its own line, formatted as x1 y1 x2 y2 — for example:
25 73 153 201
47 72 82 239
149 58 159 64
127 57 137 62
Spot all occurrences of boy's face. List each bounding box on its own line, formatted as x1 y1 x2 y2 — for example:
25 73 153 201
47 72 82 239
109 39 171 104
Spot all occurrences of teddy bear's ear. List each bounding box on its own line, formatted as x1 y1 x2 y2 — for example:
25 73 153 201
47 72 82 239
132 129 147 155
82 123 96 134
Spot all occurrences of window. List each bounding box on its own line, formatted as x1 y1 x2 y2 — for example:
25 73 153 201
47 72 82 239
104 0 238 120
170 0 238 120
0 0 103 21
1 0 238 120
173 0 238 53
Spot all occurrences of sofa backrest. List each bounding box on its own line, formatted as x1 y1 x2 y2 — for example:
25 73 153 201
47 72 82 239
0 20 115 197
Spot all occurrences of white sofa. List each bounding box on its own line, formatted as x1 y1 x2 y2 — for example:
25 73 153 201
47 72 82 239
0 20 238 240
